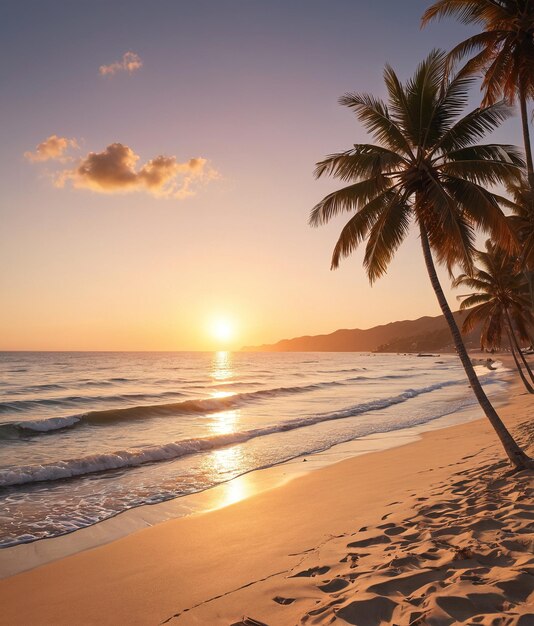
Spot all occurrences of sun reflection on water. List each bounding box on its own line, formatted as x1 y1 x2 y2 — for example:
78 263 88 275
209 409 239 435
205 350 250 507
211 351 233 381
210 390 235 399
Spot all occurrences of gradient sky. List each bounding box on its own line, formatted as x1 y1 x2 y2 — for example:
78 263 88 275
0 1 525 350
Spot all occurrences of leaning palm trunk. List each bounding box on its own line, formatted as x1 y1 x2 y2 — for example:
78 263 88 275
525 271 534 318
505 325 534 393
519 87 534 316
519 85 534 189
518 84 534 315
504 308 534 385
518 346 534 381
419 223 532 469
512 332 534 387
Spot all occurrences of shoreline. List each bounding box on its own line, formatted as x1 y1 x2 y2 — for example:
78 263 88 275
0 363 531 625
0 367 508 579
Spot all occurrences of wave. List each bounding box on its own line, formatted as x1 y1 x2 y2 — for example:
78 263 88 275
0 378 465 488
344 372 421 382
317 367 367 374
0 381 345 437
5 383 66 395
0 390 187 415
1 370 432 433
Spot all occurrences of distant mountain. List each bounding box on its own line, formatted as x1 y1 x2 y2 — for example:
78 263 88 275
242 311 480 353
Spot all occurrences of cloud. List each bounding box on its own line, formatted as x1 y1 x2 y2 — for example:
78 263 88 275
24 135 78 162
55 143 218 198
99 52 143 76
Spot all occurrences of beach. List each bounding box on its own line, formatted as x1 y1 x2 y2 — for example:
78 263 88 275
0 362 532 625
5 1 534 623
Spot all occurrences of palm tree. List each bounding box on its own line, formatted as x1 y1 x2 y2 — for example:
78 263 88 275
311 50 532 469
422 0 534 186
507 179 534 271
506 178 534 313
454 240 534 391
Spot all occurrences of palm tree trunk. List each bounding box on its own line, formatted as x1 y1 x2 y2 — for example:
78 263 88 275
518 347 534 380
519 84 534 189
419 223 531 469
519 84 534 312
526 272 534 316
505 326 534 393
504 308 534 384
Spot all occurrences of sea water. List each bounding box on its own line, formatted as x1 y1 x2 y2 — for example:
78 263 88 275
0 351 506 547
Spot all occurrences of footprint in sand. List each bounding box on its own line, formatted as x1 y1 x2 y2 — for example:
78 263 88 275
303 597 344 617
368 569 447 596
377 522 396 529
229 618 269 626
435 592 505 622
335 596 398 626
317 578 350 593
290 565 330 578
272 596 295 605
347 535 391 548
384 525 406 536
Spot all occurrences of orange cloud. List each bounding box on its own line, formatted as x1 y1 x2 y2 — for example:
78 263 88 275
99 52 142 76
55 143 218 198
24 135 78 162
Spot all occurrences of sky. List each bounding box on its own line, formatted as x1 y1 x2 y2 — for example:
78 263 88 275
0 0 526 351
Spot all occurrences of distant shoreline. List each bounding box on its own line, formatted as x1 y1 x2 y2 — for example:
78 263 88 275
241 310 480 353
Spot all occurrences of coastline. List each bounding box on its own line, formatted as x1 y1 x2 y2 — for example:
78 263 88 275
0 362 531 625
0 363 507 579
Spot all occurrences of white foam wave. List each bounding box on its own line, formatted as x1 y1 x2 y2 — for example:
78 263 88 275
0 378 466 488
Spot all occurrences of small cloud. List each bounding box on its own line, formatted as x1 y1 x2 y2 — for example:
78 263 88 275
24 134 78 162
99 52 143 77
55 143 218 199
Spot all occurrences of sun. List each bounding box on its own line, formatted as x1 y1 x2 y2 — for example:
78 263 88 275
209 317 235 344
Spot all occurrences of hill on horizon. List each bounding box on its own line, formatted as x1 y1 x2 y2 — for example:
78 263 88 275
242 311 481 353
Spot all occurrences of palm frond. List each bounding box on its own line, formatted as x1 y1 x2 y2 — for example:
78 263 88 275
338 93 414 157
481 42 515 104
363 191 412 283
329 191 398 269
403 49 447 148
422 0 494 27
458 293 492 308
434 69 474 127
383 64 416 140
419 175 477 272
314 145 405 181
461 301 496 334
432 101 513 154
443 143 524 169
309 177 394 226
453 274 491 290
445 31 503 76
440 175 518 254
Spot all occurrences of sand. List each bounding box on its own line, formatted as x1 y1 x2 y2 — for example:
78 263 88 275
0 366 532 625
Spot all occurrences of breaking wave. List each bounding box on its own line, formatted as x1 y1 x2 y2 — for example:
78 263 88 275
0 379 463 488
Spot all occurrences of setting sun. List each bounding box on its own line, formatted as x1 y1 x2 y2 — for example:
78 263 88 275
209 317 235 344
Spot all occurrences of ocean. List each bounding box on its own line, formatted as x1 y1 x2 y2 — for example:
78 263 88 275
0 351 507 548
